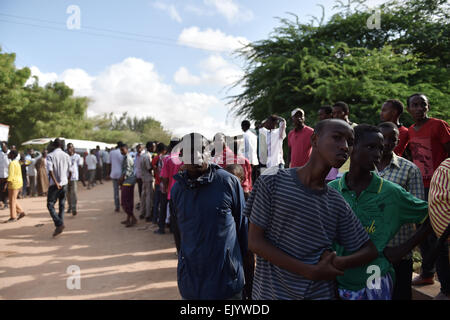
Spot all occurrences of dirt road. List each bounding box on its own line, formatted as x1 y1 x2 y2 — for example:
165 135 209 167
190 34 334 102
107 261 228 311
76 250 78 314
0 181 180 300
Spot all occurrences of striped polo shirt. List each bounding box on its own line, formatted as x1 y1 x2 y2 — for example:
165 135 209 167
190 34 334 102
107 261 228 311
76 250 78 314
244 167 369 300
429 158 450 239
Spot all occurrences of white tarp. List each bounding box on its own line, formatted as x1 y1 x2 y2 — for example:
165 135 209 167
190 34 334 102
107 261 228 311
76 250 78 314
22 137 116 152
0 124 9 142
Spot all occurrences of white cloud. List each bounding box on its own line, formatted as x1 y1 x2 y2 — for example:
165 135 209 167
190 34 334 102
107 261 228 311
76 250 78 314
178 27 249 52
174 67 202 86
203 0 254 23
59 69 95 97
174 54 243 87
152 2 182 23
26 58 241 139
26 66 58 86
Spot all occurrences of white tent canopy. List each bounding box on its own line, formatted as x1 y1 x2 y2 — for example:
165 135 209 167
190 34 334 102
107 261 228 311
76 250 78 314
21 137 116 153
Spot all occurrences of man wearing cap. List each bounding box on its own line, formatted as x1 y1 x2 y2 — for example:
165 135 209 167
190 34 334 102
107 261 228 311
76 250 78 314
288 108 314 168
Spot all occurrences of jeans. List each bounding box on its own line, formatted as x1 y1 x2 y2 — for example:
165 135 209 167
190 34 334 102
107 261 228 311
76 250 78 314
152 185 161 223
112 179 120 210
158 193 168 231
67 180 78 212
47 184 67 227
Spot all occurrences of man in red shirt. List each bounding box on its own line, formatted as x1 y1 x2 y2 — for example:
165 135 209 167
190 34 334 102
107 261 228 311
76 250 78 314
379 99 409 157
288 108 314 168
149 143 166 224
407 93 450 290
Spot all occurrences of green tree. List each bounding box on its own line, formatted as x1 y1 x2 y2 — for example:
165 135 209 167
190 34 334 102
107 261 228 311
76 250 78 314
0 48 172 148
230 0 450 126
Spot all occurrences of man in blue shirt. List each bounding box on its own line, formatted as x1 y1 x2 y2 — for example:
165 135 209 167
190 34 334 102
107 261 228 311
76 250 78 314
171 133 248 300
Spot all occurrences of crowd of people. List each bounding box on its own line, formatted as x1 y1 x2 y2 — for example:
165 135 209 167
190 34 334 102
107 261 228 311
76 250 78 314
0 92 449 300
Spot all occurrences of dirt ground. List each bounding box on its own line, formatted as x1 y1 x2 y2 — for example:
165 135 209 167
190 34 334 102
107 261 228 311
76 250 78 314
0 180 180 300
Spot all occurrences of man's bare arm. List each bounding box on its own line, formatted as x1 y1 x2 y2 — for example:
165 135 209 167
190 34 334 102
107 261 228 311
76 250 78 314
249 222 344 281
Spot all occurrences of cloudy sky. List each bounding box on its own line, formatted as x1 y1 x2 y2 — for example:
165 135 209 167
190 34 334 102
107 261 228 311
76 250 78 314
0 0 387 139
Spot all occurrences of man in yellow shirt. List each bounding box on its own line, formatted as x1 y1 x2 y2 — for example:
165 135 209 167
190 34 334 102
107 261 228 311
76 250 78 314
3 150 26 223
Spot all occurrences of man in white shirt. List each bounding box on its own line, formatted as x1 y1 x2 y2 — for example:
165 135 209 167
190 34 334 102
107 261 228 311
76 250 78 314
85 149 97 190
0 142 11 209
110 141 124 212
46 138 71 237
241 120 259 183
102 148 110 180
258 115 287 172
67 143 82 216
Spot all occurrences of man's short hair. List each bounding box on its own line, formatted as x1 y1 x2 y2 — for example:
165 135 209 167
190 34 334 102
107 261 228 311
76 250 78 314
319 105 332 114
377 122 399 134
313 119 351 137
117 141 124 148
9 149 18 159
145 141 153 150
121 144 128 149
241 120 250 128
384 99 404 115
333 101 349 114
53 138 63 149
407 93 429 108
156 142 166 153
354 124 382 146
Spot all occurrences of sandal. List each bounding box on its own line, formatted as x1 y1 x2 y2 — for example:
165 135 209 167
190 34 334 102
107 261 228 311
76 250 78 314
4 217 17 223
17 212 26 220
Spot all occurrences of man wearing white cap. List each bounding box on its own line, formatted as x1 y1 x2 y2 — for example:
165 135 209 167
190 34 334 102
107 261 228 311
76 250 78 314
288 108 314 168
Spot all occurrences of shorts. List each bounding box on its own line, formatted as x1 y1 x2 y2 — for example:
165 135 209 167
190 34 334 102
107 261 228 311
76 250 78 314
338 273 393 300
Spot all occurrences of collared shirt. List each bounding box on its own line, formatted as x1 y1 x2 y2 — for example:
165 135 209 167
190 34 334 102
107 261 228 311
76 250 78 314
140 151 153 182
134 151 144 179
259 119 287 168
47 148 71 187
329 172 428 291
0 150 11 178
428 158 450 239
243 130 259 165
377 153 425 257
28 153 42 177
109 148 123 179
69 153 83 181
121 153 136 185
102 151 110 164
85 154 97 170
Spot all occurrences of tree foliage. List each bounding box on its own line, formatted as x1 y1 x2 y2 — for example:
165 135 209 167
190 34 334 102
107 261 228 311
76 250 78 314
230 0 450 126
0 48 171 147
